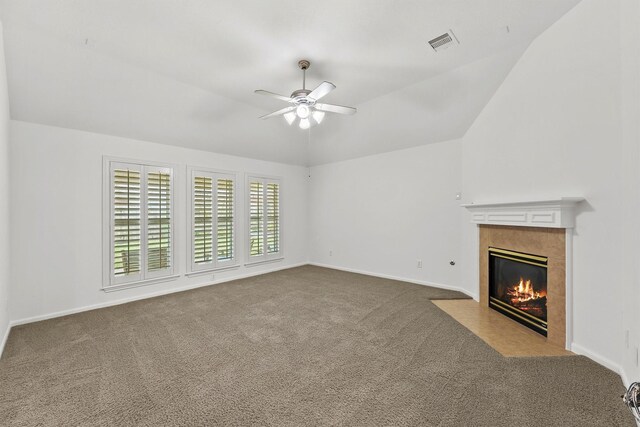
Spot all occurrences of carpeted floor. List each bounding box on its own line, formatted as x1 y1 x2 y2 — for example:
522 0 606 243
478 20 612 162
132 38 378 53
0 266 634 426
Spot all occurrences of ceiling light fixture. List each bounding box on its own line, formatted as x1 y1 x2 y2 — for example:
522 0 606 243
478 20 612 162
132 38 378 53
312 110 325 125
283 112 296 125
255 60 357 130
296 104 310 119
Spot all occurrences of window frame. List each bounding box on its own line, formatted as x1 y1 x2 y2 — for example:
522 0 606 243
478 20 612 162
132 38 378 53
245 174 283 266
102 157 178 291
186 166 239 275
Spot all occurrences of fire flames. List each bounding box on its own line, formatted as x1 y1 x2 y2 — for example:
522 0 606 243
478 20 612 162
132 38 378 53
508 278 545 303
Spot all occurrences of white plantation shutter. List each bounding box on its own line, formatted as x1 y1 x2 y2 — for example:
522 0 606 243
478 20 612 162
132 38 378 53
249 180 264 257
217 178 234 262
188 168 236 273
105 160 175 289
146 167 172 278
266 183 280 254
193 176 213 265
112 166 142 282
247 176 281 263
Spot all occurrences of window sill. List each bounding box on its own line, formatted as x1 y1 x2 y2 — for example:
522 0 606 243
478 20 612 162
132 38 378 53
102 274 180 293
186 264 240 277
244 257 284 267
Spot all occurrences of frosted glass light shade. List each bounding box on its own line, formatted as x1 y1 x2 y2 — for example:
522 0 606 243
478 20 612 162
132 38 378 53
299 118 310 129
312 111 325 124
296 104 310 119
283 112 296 125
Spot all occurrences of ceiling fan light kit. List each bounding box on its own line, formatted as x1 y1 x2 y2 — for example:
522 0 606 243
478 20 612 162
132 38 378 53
283 112 296 125
255 60 356 129
296 104 310 119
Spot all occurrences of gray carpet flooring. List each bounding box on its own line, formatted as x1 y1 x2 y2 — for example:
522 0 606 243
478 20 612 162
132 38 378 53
0 266 634 426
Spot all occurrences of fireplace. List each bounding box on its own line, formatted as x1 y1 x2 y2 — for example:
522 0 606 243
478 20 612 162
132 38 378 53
488 247 548 336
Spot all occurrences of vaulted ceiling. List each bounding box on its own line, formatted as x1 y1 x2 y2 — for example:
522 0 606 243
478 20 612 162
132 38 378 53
0 0 580 165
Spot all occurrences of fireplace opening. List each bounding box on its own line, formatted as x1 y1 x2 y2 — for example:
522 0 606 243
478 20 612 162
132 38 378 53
488 247 548 336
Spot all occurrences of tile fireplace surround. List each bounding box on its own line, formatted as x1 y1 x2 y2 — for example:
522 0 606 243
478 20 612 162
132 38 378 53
463 198 584 350
480 225 565 346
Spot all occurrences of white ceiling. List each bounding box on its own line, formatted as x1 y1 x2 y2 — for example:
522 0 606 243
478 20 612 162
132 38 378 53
0 0 580 165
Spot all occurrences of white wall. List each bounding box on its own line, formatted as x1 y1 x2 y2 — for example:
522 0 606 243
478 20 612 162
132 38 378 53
0 22 11 353
460 0 638 376
308 140 465 294
619 0 640 385
9 120 309 322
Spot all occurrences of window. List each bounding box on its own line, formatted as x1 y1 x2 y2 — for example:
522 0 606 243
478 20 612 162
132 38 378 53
104 159 176 290
188 168 237 273
247 175 281 263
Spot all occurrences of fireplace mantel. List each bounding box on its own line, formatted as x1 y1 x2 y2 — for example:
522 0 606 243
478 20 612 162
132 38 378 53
461 198 584 228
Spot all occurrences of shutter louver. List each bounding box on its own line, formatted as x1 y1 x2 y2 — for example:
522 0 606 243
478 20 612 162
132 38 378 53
249 181 264 257
217 178 234 261
193 176 213 265
113 169 141 277
266 183 280 254
147 171 171 272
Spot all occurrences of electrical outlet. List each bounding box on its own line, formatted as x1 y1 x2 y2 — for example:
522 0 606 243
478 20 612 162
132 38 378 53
329 250 332 257
417 260 422 269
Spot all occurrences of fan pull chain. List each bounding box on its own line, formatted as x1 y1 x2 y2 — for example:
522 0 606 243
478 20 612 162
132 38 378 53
307 126 311 166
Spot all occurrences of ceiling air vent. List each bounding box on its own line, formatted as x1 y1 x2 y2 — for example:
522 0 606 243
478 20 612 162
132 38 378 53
428 30 459 52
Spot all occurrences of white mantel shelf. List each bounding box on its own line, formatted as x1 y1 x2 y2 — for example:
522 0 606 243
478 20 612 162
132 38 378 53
461 197 585 228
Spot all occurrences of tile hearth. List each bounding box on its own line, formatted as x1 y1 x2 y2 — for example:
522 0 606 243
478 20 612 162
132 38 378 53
433 299 573 357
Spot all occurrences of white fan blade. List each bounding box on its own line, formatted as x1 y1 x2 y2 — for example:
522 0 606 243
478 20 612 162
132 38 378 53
315 103 357 115
308 81 336 101
254 90 294 103
259 106 296 120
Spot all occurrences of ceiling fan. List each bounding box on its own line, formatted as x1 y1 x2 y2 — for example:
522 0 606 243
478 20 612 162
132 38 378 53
255 60 356 130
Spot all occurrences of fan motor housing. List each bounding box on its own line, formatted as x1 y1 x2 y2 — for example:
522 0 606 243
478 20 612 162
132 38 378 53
291 89 313 104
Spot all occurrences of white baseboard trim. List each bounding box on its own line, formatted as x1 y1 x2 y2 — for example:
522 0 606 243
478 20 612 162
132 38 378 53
308 262 478 300
604 362 640 427
9 262 307 328
571 342 623 377
0 321 10 359
621 368 632 389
